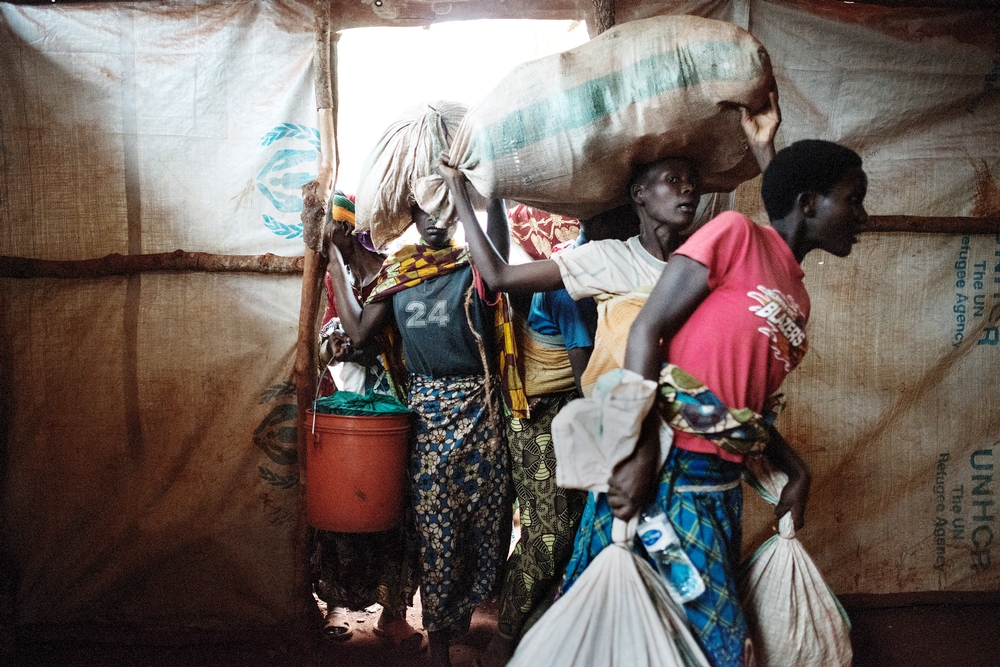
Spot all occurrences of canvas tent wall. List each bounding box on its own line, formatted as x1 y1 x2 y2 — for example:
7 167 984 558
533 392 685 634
1 0 998 642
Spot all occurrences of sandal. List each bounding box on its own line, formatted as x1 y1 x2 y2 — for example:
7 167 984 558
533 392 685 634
323 606 353 641
374 618 426 651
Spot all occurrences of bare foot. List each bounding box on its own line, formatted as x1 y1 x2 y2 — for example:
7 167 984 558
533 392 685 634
479 632 517 667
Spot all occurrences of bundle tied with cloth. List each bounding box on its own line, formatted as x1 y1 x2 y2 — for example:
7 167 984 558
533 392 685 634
354 100 477 250
413 14 775 222
739 457 853 667
507 369 710 667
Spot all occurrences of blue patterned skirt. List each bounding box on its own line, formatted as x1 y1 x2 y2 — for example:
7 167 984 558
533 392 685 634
562 447 752 667
408 373 512 633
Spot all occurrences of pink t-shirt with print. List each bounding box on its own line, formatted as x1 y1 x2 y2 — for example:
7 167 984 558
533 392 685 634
667 211 809 463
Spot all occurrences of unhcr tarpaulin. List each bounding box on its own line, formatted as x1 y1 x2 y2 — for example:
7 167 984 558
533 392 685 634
1 0 317 635
727 1 1000 598
1 0 998 638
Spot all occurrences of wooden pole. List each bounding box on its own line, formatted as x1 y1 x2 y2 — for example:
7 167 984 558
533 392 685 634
865 215 1000 235
593 0 615 35
0 251 302 279
291 0 338 637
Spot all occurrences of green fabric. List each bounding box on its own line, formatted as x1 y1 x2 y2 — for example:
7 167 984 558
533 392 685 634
313 390 411 416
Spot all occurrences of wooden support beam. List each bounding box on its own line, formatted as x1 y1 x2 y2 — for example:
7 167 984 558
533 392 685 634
865 215 1000 235
593 0 615 34
290 0 339 638
0 251 303 279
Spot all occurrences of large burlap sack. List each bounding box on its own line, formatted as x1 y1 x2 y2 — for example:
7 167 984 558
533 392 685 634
354 101 469 250
416 15 774 221
739 458 853 667
508 516 710 667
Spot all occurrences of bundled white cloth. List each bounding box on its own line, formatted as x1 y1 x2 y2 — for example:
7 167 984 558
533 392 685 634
508 370 708 667
353 100 470 249
550 368 672 492
507 517 711 667
328 361 365 395
739 457 854 667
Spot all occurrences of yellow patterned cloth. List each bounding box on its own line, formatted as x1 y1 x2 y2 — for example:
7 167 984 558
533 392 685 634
366 243 527 418
514 315 576 397
579 292 649 397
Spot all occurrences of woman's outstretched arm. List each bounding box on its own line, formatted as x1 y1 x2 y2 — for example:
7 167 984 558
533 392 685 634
485 197 510 263
437 156 564 295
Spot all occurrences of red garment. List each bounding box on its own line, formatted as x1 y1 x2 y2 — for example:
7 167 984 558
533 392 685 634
319 273 381 397
323 273 338 324
507 203 580 260
668 211 809 463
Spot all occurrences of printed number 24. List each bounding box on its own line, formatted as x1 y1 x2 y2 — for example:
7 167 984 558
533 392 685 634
405 300 450 328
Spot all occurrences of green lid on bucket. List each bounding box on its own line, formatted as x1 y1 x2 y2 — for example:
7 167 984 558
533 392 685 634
313 391 411 417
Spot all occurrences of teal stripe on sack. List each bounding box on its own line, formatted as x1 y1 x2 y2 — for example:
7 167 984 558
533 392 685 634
473 40 764 160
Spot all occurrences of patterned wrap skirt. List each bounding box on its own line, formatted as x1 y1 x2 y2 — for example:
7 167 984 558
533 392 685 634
562 446 754 667
497 391 587 639
311 523 420 613
408 373 512 633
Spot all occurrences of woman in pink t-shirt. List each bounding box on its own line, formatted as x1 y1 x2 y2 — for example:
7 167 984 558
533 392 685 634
590 139 868 667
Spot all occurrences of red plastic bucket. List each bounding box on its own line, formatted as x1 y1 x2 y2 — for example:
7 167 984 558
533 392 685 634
305 410 412 532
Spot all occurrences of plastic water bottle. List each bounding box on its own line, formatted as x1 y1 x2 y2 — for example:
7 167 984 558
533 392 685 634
637 508 706 603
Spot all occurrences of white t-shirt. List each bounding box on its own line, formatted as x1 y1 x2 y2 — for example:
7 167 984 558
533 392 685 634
552 235 666 300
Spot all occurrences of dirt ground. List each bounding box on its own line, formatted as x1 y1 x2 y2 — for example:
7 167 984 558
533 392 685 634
7 596 1000 667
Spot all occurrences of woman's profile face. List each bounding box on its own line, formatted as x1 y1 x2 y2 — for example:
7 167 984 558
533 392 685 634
809 166 869 258
413 205 455 249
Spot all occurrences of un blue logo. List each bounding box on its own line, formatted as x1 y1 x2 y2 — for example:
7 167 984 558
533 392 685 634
257 123 321 239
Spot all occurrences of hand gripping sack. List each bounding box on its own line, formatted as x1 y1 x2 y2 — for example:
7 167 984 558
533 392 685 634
354 101 470 250
416 15 774 221
738 458 853 667
507 517 711 667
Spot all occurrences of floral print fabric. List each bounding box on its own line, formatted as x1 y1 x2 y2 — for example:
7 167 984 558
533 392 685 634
408 373 512 633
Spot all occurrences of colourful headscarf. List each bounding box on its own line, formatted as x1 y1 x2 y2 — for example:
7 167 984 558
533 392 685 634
328 190 378 252
328 191 356 227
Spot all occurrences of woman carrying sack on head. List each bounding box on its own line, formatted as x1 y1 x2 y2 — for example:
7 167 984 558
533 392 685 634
326 193 523 667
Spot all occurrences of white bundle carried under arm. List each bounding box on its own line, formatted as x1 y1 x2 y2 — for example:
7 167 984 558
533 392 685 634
507 370 708 667
739 457 853 667
550 368 672 492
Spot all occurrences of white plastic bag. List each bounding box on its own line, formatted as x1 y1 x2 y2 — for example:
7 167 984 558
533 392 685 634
739 458 853 667
551 369 671 492
517 370 705 667
507 518 711 667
